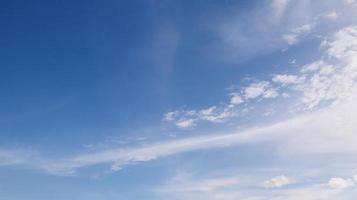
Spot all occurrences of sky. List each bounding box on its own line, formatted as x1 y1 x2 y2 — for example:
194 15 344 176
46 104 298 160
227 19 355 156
1 0 357 199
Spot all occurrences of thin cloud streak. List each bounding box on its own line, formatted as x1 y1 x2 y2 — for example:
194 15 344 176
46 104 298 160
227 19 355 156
1 92 357 175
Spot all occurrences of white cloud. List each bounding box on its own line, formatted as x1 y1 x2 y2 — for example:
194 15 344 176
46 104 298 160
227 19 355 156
283 34 298 45
283 23 315 45
269 26 357 110
163 97 243 128
198 106 235 123
163 80 280 128
243 83 265 99
291 24 315 34
175 119 196 129
325 25 357 60
272 74 300 85
199 106 216 116
244 82 278 99
300 60 325 73
163 110 198 128
328 177 354 189
230 93 244 105
262 175 292 188
296 26 357 109
263 88 279 98
163 111 179 121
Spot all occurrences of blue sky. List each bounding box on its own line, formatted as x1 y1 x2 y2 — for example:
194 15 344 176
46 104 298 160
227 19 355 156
1 0 357 199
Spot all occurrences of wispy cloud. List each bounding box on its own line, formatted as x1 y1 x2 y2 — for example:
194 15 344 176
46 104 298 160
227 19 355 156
164 25 357 128
261 175 293 188
208 0 357 63
3 90 357 175
2 25 357 177
283 23 316 45
243 81 279 99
